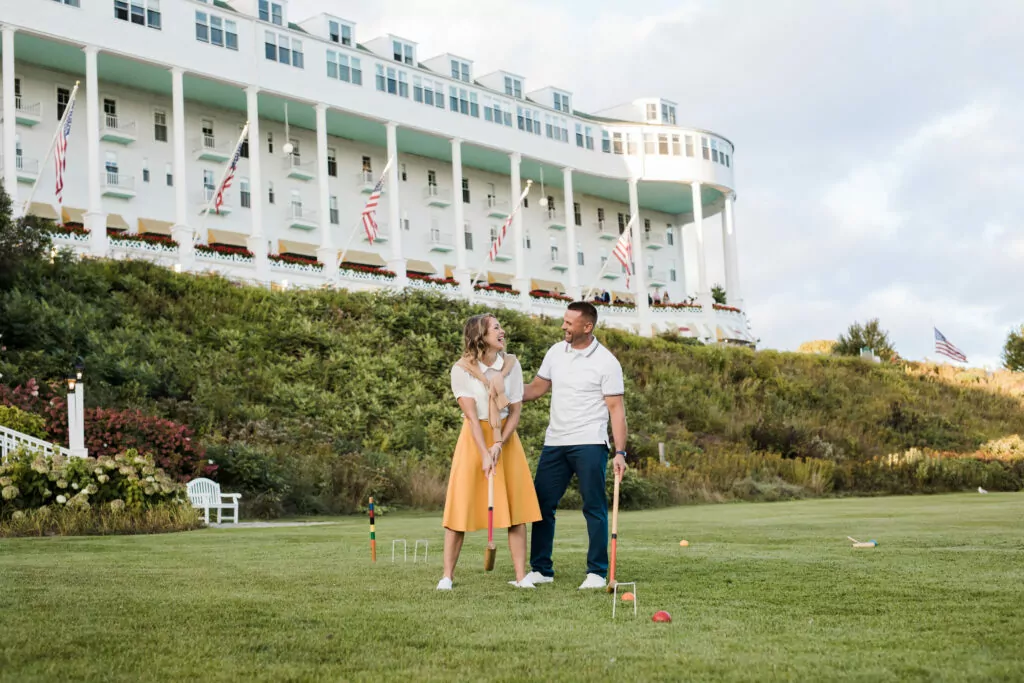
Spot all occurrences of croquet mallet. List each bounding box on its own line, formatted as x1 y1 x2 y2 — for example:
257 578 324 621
484 470 496 571
606 469 622 592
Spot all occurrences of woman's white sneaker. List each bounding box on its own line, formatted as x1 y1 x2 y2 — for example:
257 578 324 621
523 571 554 585
508 576 536 588
436 577 453 590
578 573 607 590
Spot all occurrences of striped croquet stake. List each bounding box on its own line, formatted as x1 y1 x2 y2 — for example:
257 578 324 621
369 497 376 562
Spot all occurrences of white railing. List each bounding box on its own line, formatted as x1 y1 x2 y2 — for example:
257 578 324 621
643 232 666 248
103 115 136 137
648 269 668 283
103 171 136 191
15 99 41 118
289 204 318 222
357 170 376 186
486 196 509 213
424 185 452 202
429 229 454 248
285 156 316 177
202 133 217 150
595 220 617 238
544 208 564 225
15 156 39 175
1 425 74 462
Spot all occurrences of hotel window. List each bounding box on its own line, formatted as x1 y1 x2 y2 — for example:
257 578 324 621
202 169 215 199
584 126 594 150
573 202 582 227
661 103 676 124
602 130 611 153
413 76 445 109
376 65 409 97
671 134 681 155
577 243 584 266
268 182 275 204
483 97 511 126
464 223 473 250
645 103 657 121
328 20 352 46
576 123 584 148
266 33 303 68
142 159 149 183
449 87 477 117
400 163 407 181
153 110 167 142
626 133 637 156
504 76 522 98
362 156 372 173
462 178 470 203
267 132 273 153
553 92 571 113
612 132 623 155
617 213 628 233
711 140 719 163
702 137 710 160
666 226 674 246
259 0 283 26
165 163 173 186
327 51 362 85
239 124 249 158
330 196 339 224
240 179 251 208
115 0 161 29
658 134 669 155
53 0 81 5
600 248 608 266
670 262 677 282
644 219 651 235
196 12 238 50
644 133 655 155
451 59 470 83
685 135 694 157
56 87 71 120
327 148 337 177
517 107 540 135
392 40 414 65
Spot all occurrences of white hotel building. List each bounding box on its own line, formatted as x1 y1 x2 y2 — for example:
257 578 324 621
1 0 754 344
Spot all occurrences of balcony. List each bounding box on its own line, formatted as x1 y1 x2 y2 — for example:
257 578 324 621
288 204 318 231
424 185 452 208
548 246 568 272
285 155 315 182
15 98 42 127
543 208 566 231
101 115 137 145
193 135 231 163
4 155 40 184
643 232 666 250
595 220 618 240
485 196 509 219
428 228 455 253
356 171 385 194
648 269 669 286
101 171 136 199
197 187 233 216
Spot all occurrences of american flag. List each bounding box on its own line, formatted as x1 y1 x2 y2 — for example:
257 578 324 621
611 219 634 288
486 182 532 261
362 174 385 244
54 95 76 206
934 327 967 363
214 123 248 215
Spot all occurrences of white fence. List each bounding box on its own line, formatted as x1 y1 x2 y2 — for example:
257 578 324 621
0 425 75 462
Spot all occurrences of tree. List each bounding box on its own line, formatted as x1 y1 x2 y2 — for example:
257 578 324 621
711 283 727 304
0 181 53 286
1003 325 1024 372
832 318 896 361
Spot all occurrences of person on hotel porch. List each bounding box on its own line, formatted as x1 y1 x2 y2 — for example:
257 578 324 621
520 301 629 590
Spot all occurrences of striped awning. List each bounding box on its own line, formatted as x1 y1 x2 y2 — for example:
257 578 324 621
62 207 86 224
279 239 318 258
444 264 456 279
139 218 174 236
341 249 386 267
487 271 515 287
406 259 436 275
208 229 248 247
27 202 59 220
106 214 129 230
531 278 565 294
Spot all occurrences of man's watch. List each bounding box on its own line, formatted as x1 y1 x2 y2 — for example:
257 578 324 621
615 450 627 457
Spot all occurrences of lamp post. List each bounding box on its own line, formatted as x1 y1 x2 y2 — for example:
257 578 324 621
68 359 87 458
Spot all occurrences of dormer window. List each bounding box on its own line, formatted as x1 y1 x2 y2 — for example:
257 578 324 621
504 76 523 99
645 103 657 121
451 59 470 83
258 0 283 26
393 40 414 65
553 92 571 113
329 20 352 46
662 103 677 125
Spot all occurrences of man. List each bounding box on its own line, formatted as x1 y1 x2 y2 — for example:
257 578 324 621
522 301 628 589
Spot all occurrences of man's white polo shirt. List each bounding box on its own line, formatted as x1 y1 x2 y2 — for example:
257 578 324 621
537 337 624 446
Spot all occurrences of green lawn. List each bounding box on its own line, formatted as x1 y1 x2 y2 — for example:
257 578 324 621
2 493 1023 682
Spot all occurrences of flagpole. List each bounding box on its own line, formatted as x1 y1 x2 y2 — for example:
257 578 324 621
337 154 394 269
19 81 80 223
468 179 533 292
195 120 249 245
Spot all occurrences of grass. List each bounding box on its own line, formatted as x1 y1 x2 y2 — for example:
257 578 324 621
2 494 1023 682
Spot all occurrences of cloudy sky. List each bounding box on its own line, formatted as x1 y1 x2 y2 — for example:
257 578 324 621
293 0 1022 368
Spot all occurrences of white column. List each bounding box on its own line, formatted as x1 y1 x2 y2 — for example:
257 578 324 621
691 181 708 297
385 121 405 286
83 46 107 258
509 152 530 308
451 138 471 298
674 217 688 301
170 68 193 268
2 27 17 211
314 103 337 281
628 177 650 332
723 192 742 308
244 86 269 282
563 167 580 300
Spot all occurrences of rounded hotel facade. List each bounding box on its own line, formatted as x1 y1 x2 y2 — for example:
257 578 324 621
1 0 753 344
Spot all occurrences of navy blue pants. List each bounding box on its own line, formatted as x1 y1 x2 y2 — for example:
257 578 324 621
529 444 609 578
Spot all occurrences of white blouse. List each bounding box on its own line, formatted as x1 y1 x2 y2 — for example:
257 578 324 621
450 355 524 420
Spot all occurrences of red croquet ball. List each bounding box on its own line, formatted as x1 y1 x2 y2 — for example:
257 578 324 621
652 610 672 623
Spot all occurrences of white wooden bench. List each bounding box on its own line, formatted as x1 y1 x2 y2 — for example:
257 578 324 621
186 477 241 524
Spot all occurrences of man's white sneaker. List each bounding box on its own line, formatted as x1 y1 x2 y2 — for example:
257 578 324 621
523 571 553 585
436 577 453 591
508 577 536 588
578 573 607 590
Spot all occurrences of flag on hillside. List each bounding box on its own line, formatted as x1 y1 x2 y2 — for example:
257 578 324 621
612 222 633 289
214 123 248 215
486 182 533 261
54 94 77 207
361 157 393 245
934 327 967 363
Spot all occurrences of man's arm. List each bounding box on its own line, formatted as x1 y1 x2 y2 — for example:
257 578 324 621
523 376 551 402
604 394 628 476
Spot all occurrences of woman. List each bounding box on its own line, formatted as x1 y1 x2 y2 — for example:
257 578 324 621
437 314 541 590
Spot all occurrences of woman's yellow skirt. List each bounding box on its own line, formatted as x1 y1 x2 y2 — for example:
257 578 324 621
442 419 541 533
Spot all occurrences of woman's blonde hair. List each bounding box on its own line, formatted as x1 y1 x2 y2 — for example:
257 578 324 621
462 314 500 361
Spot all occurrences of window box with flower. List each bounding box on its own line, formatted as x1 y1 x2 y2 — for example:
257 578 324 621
529 289 573 303
107 230 179 252
339 263 396 280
